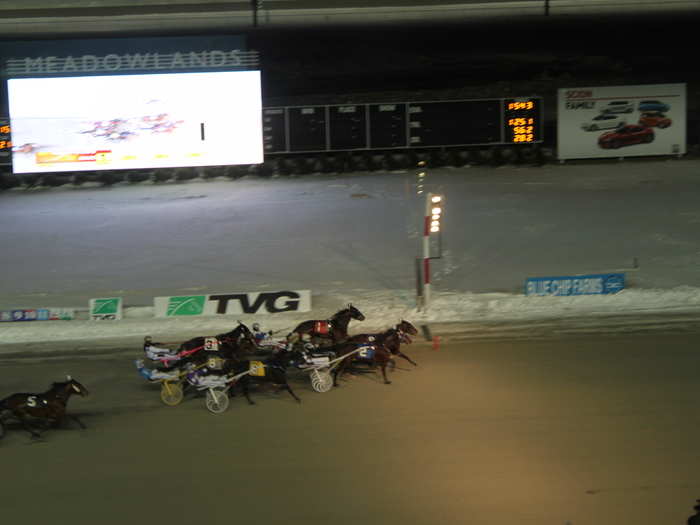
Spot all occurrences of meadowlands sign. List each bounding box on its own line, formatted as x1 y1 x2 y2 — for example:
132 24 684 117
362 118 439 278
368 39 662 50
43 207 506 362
154 290 312 318
0 35 256 77
4 50 259 75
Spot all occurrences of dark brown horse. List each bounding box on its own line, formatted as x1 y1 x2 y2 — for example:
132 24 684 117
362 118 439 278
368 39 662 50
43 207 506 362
288 304 365 347
348 320 419 367
331 325 417 386
229 348 302 405
0 376 89 439
175 321 257 367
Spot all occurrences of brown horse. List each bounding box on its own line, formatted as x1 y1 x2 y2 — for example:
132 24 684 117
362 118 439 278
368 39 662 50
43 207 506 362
289 304 365 348
331 325 416 386
173 321 257 368
348 320 419 367
228 348 302 405
0 376 89 439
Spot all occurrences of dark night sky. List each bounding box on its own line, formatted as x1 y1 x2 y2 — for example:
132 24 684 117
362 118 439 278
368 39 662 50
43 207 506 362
248 12 697 102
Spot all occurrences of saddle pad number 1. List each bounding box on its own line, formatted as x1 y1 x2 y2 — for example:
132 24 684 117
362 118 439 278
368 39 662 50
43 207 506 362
249 361 266 377
204 337 219 351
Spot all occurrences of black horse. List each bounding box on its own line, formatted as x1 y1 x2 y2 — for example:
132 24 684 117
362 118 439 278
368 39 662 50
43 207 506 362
347 320 419 367
230 349 302 405
289 304 365 347
0 376 89 439
331 322 419 386
176 321 257 367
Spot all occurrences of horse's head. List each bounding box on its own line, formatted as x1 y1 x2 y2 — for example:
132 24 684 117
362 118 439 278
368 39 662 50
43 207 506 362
62 376 89 397
345 303 365 321
397 320 418 337
221 321 254 346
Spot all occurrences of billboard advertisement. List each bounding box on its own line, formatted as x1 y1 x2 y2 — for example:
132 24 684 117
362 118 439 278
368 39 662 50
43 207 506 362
154 290 312 318
7 70 263 173
557 83 686 160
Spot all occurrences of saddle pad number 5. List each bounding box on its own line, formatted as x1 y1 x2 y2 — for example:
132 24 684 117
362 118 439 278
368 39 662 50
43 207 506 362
204 337 219 352
249 361 266 377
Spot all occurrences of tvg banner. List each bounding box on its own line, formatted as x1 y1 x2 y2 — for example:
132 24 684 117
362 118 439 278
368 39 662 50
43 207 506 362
154 290 311 318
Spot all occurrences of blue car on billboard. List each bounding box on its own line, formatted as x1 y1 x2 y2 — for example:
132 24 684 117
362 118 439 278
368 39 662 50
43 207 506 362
638 100 670 113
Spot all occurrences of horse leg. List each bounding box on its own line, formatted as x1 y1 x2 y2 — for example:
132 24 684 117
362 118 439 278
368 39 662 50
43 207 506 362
379 359 392 385
67 414 87 429
241 378 255 405
399 352 418 367
17 414 43 439
333 356 350 386
283 381 302 403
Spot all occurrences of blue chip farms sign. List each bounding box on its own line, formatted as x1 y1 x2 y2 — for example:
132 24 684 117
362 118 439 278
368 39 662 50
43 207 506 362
525 273 625 297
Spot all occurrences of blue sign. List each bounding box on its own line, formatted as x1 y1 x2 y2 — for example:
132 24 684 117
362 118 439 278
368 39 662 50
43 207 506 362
525 273 625 297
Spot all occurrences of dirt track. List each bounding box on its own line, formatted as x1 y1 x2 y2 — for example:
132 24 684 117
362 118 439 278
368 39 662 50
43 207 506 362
2 333 700 525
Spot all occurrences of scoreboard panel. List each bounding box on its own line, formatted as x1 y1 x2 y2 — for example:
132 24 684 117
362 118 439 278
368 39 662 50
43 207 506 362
328 105 367 150
260 97 542 155
368 103 408 149
288 106 327 153
262 108 287 154
503 98 541 144
408 99 501 147
0 119 11 165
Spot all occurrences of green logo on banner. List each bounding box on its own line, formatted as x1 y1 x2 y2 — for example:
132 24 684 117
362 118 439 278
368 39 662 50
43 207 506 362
91 298 119 315
166 296 206 316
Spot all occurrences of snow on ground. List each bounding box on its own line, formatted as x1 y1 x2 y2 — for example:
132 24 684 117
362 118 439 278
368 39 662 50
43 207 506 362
3 159 700 347
3 285 700 346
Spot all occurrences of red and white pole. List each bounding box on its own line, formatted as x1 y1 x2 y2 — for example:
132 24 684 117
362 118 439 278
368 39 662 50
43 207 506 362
423 194 432 308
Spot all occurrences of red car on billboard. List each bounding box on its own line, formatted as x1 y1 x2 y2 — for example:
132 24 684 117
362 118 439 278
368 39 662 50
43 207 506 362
638 112 672 129
598 124 654 149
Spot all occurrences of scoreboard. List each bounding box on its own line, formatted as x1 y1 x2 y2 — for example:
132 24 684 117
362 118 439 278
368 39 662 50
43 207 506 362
0 119 11 165
263 97 542 154
1 96 542 171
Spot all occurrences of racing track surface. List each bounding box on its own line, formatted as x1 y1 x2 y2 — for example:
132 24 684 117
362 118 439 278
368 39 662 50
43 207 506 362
2 332 700 525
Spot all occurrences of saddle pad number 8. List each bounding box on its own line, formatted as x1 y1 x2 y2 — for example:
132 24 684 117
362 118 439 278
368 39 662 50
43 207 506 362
248 361 266 377
204 337 219 352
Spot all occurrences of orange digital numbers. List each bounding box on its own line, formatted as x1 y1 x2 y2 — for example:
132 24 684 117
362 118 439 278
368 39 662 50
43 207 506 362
0 125 10 134
508 101 534 110
506 100 537 143
0 140 11 149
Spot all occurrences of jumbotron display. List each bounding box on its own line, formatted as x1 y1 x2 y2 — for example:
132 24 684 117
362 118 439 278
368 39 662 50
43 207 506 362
7 70 263 173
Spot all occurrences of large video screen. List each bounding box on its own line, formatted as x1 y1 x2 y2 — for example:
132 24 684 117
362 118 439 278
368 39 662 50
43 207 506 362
8 70 263 173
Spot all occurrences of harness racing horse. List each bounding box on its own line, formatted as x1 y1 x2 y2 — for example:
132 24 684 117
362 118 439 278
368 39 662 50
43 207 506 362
289 304 365 347
230 349 302 405
177 321 257 367
348 320 419 367
332 321 420 385
0 376 89 439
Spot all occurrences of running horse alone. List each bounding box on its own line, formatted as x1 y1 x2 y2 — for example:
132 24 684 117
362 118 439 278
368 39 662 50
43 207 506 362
0 376 89 439
288 304 365 348
348 320 419 367
331 321 419 386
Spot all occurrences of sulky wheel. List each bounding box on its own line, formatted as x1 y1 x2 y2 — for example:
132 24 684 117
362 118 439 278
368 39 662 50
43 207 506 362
310 369 333 393
205 389 229 414
160 381 184 406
